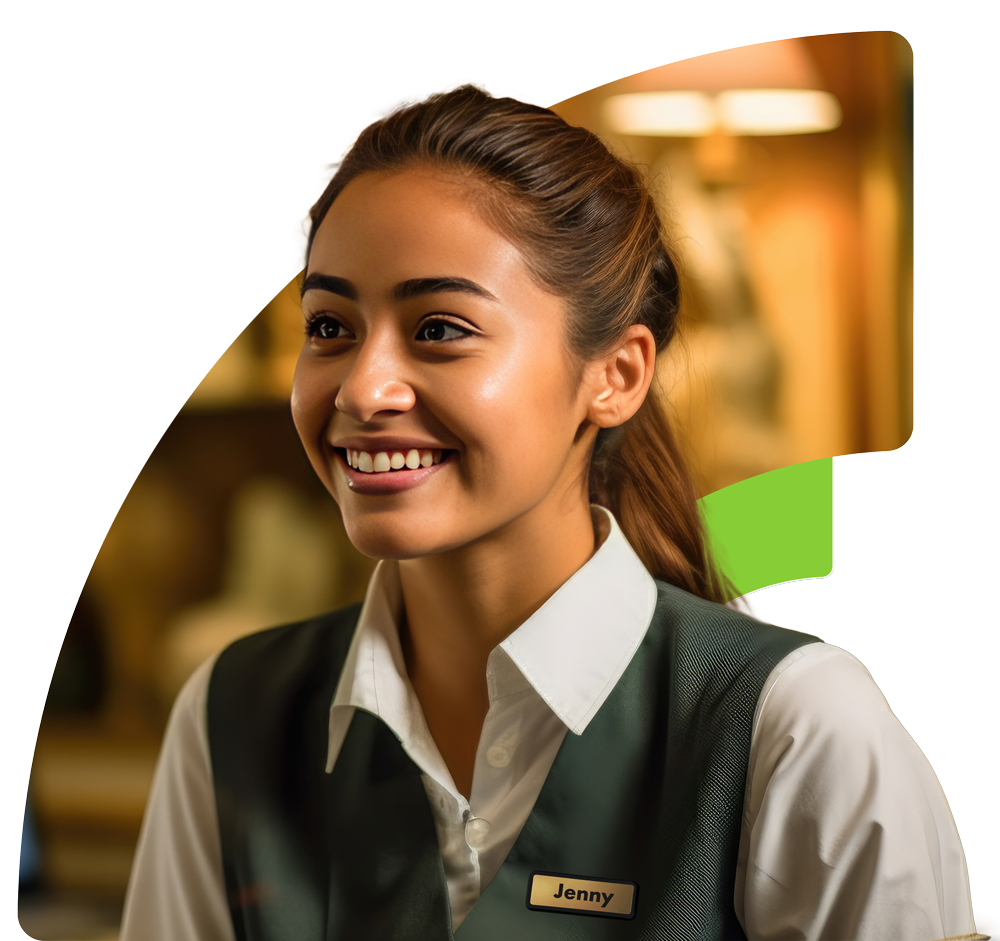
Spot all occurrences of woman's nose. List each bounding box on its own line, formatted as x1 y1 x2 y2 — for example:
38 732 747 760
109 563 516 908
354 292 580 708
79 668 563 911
334 336 416 423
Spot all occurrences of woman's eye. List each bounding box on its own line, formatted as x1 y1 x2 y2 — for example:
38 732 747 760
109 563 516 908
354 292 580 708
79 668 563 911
305 316 349 341
415 319 471 342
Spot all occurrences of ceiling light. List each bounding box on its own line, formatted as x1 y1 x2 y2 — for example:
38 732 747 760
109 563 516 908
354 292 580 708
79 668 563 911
606 39 842 138
603 92 717 137
717 89 841 135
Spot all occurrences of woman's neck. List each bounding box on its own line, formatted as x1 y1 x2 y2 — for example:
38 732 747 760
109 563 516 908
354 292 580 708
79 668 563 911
396 497 598 796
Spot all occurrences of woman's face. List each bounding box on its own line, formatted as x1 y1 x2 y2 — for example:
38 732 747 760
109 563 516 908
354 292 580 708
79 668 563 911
292 167 597 560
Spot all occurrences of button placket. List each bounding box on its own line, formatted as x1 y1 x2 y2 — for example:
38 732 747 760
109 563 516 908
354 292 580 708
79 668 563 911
482 705 522 770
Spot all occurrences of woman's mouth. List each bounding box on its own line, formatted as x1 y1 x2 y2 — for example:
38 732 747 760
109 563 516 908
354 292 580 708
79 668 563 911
333 447 454 494
342 447 447 474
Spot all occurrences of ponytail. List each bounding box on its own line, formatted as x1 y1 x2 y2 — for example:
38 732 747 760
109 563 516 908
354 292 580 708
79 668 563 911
591 387 733 604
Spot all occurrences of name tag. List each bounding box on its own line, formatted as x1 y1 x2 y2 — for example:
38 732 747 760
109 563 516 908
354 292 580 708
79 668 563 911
525 871 637 919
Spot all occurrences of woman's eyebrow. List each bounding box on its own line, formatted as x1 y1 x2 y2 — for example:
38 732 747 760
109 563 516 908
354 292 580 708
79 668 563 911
299 274 497 303
300 274 356 299
393 277 497 302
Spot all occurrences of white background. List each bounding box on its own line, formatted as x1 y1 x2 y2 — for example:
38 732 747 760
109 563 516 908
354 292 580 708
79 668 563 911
2 2 996 937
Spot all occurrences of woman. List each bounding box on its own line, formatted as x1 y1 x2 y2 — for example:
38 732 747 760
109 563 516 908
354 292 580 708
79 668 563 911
121 86 979 940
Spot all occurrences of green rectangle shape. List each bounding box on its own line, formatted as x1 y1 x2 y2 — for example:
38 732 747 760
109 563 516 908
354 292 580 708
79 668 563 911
698 458 833 601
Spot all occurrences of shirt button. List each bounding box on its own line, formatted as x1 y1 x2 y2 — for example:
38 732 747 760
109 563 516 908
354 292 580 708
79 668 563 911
486 743 512 768
464 816 491 850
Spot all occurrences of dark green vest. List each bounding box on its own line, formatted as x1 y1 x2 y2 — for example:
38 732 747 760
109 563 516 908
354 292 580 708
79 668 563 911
207 581 818 940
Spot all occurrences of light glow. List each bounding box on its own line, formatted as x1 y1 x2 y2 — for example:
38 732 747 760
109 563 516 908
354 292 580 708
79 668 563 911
718 89 841 135
604 89 842 137
603 91 716 137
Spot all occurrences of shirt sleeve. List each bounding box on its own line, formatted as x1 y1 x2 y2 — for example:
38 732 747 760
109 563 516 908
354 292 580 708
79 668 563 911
735 642 979 941
120 654 236 941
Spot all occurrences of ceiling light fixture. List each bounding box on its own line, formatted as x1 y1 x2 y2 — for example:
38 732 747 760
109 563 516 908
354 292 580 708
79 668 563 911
605 39 842 138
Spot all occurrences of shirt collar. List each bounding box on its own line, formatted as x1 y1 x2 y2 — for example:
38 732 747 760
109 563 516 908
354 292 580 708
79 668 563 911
495 507 657 733
326 506 658 771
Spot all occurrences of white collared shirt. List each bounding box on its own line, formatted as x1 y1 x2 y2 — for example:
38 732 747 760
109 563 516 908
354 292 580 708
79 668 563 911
120 508 979 940
323 507 656 927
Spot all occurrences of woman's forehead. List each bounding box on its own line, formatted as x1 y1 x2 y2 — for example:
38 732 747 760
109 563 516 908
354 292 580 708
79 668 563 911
305 169 531 295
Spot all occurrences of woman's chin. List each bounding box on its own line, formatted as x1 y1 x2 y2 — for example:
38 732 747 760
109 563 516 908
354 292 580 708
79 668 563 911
343 517 457 562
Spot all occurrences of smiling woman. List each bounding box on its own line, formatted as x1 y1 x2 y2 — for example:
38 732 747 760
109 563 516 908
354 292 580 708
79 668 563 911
119 86 980 941
292 168 592 567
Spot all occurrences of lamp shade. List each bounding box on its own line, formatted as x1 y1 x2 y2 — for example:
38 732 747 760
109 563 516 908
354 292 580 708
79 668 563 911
603 38 842 137
181 77 376 164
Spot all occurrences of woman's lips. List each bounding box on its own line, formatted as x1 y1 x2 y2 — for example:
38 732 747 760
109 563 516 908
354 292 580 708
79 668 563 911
334 448 453 494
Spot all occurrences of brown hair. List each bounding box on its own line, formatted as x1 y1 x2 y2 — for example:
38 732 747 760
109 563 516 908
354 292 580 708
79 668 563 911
306 86 731 603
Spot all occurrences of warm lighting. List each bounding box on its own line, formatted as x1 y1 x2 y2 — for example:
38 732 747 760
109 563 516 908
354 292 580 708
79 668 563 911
181 78 375 164
608 39 842 138
718 90 841 135
603 91 716 137
604 89 841 137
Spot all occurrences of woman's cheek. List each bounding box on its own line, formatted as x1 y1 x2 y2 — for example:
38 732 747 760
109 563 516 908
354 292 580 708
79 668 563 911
289 367 317 440
292 367 332 440
290 370 337 496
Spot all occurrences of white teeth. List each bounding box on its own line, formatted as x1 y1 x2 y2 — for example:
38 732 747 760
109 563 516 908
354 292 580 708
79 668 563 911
346 448 446 474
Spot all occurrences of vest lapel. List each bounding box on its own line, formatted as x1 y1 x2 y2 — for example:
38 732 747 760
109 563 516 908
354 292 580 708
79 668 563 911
323 709 454 941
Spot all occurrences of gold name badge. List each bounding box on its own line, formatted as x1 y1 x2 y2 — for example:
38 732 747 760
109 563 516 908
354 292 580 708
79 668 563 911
526 871 637 919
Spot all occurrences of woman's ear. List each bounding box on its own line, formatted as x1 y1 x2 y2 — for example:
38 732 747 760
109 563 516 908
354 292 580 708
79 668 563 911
585 324 657 428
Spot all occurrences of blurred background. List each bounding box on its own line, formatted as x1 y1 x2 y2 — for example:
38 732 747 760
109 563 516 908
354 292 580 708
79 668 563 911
20 32 911 939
